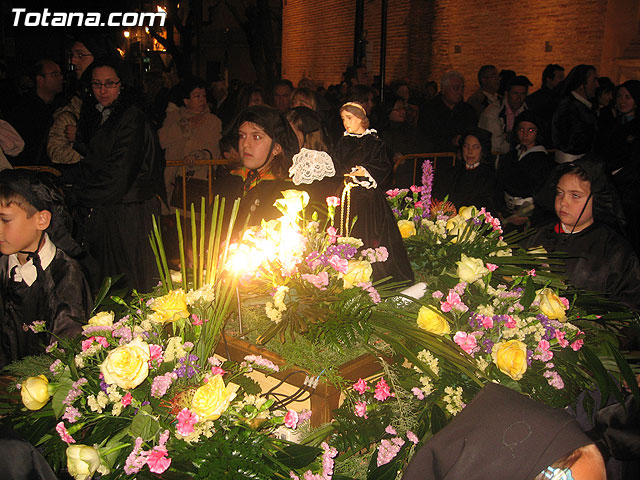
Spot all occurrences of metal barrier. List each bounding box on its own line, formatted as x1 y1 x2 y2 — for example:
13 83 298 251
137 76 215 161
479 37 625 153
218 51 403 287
166 158 230 221
393 152 456 185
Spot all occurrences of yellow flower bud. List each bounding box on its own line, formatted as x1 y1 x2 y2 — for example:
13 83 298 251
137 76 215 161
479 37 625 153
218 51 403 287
535 288 567 321
416 306 450 335
150 289 190 323
456 254 489 283
21 375 50 410
66 445 101 480
397 219 417 238
191 374 239 421
339 260 373 289
492 340 528 380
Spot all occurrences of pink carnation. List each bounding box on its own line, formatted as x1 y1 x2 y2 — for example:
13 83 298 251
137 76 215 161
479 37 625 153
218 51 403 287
149 344 163 363
56 422 75 444
353 378 368 394
326 196 340 207
385 425 397 435
571 339 584 351
301 272 329 290
354 400 368 418
486 263 498 272
211 366 226 376
191 314 203 326
555 330 569 348
328 255 348 274
121 392 133 407
374 378 394 402
407 430 419 444
411 387 425 400
284 409 300 429
453 331 478 356
176 408 199 436
147 447 171 474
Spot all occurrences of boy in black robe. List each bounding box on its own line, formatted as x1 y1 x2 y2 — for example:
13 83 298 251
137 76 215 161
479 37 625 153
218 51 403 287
0 170 91 368
523 158 640 312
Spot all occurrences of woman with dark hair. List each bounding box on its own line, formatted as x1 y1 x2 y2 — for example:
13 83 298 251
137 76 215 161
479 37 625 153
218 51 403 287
158 76 222 211
524 158 640 311
228 105 300 227
606 80 640 253
62 57 165 292
496 110 554 228
433 127 498 214
552 64 598 163
378 94 431 188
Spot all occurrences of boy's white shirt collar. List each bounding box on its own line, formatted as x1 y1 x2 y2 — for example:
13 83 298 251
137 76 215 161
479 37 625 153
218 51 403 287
8 233 56 286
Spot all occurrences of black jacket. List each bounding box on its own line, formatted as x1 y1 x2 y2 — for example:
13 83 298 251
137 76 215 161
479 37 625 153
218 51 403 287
552 94 597 155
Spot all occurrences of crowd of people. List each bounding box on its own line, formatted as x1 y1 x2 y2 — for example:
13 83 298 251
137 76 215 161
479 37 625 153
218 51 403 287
0 33 640 480
1 37 640 346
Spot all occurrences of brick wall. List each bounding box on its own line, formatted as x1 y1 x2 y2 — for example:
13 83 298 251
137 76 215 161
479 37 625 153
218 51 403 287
282 0 611 91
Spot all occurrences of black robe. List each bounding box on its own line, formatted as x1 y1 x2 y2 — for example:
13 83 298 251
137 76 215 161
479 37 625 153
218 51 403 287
63 101 165 293
0 249 91 368
334 132 414 285
522 222 640 311
433 162 498 215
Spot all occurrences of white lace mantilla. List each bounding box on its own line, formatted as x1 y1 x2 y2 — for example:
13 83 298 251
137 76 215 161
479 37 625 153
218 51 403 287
289 148 336 185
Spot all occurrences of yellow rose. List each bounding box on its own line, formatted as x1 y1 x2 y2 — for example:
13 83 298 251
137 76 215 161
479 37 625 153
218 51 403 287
456 254 489 283
445 215 476 243
100 336 150 390
150 289 190 323
492 340 528 380
535 288 567 321
457 205 478 220
21 375 50 410
66 445 101 480
82 311 114 331
416 306 451 335
191 374 239 421
339 260 373 289
274 189 310 219
397 219 417 238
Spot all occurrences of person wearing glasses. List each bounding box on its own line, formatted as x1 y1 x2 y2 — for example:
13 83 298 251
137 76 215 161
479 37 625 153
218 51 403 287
496 110 554 230
62 57 165 293
47 37 105 165
6 59 64 166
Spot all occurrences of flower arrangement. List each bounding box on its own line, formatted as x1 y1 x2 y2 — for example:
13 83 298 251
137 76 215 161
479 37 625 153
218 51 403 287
228 189 397 347
1 198 328 480
4 288 331 479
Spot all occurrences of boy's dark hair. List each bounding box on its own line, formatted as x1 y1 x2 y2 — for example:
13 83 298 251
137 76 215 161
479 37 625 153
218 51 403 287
274 79 293 91
477 64 496 84
0 170 81 256
507 75 533 91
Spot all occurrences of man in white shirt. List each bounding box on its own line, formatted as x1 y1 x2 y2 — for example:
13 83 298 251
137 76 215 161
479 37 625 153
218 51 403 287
467 65 502 118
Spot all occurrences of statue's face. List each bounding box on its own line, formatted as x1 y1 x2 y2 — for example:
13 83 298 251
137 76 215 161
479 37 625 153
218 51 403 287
341 111 365 135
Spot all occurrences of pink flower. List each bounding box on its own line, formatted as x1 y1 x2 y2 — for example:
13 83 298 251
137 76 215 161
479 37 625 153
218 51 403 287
147 447 171 474
121 393 133 407
149 344 163 362
480 315 494 329
326 196 341 207
432 290 444 300
411 387 424 400
410 185 421 193
328 255 348 274
176 408 199 436
453 331 478 356
301 272 329 290
560 297 570 309
375 246 389 262
386 188 401 198
62 406 82 423
191 314 203 326
211 366 226 375
571 339 584 351
284 409 300 429
385 425 397 435
377 438 403 466
407 430 419 444
486 263 498 272
414 201 424 208
441 291 467 313
353 378 368 394
527 268 537 277
56 422 75 444
354 400 368 418
326 226 338 243
374 378 394 402
95 336 109 348
81 337 95 351
555 330 569 348
504 315 517 328
534 339 554 362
